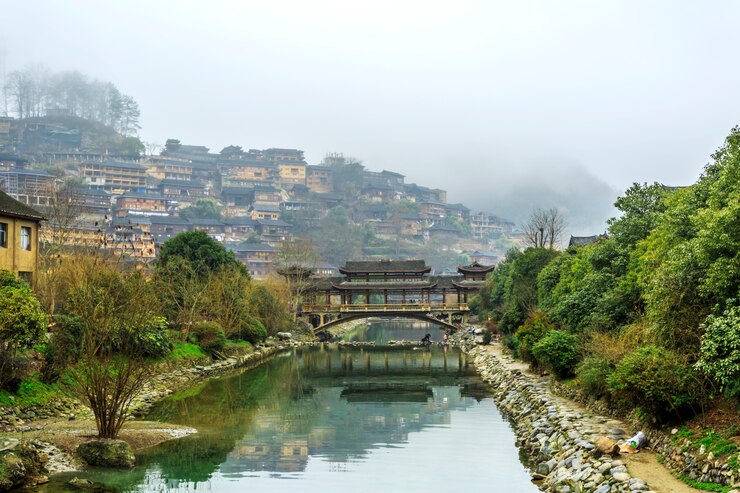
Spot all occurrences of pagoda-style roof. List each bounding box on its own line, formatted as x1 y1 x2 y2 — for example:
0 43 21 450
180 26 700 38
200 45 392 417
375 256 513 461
277 264 315 278
457 261 495 275
568 234 607 247
452 279 487 290
339 259 431 274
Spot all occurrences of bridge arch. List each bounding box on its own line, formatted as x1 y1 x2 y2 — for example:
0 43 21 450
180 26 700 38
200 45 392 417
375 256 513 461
309 313 462 334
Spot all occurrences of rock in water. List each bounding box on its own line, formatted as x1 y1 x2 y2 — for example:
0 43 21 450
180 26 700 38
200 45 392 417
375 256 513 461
594 437 620 457
77 439 135 468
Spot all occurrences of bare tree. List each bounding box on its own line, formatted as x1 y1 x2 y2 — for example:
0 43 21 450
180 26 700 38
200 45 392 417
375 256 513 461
143 141 162 156
523 207 567 249
276 239 321 312
65 260 162 439
40 179 83 251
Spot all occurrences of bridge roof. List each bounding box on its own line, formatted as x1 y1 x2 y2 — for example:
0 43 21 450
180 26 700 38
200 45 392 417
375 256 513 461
309 275 464 291
331 281 438 290
339 259 431 274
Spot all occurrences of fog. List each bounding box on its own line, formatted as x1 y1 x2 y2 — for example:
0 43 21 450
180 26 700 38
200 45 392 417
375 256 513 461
3 0 740 233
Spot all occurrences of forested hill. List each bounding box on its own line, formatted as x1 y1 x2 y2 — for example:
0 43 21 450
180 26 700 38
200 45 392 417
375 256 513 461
477 126 739 427
2 65 143 155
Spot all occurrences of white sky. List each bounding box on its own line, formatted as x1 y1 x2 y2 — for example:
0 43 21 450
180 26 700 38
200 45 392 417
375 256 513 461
3 0 739 231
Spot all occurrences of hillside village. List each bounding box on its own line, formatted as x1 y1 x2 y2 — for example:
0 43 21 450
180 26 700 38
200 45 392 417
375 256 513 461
0 115 522 278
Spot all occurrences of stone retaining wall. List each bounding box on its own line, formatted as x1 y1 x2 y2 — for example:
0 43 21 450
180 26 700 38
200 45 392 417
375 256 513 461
550 379 739 488
130 341 324 416
644 429 738 487
470 346 655 493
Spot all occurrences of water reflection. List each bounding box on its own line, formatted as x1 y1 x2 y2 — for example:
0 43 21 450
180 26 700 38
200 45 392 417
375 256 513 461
42 344 537 493
344 318 446 343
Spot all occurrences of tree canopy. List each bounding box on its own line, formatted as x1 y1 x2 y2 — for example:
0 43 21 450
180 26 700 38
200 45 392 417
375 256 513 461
157 230 246 277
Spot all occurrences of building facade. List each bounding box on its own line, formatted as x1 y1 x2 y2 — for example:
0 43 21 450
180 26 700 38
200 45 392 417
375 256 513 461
0 191 45 285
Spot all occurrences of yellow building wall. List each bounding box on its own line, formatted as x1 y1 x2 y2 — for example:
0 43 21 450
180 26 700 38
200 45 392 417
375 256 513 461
278 163 306 184
0 216 40 283
230 167 272 181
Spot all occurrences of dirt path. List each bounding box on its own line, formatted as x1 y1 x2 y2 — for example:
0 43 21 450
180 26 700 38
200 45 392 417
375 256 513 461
483 343 703 493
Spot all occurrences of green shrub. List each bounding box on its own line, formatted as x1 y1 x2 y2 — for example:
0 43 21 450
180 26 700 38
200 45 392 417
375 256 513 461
515 312 556 364
0 350 31 392
532 330 581 378
608 345 704 424
129 317 173 358
577 356 614 398
42 314 85 382
167 340 208 361
239 318 267 344
191 321 226 354
482 330 493 345
695 305 740 398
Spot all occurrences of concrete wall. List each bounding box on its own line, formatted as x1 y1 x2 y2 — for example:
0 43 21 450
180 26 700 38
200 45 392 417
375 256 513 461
0 215 40 284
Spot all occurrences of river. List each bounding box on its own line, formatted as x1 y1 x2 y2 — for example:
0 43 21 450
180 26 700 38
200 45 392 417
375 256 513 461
39 319 539 492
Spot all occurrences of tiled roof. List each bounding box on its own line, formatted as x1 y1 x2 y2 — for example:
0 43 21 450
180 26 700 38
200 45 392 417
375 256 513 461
568 234 608 247
85 161 145 171
340 259 430 274
0 190 45 220
228 242 276 252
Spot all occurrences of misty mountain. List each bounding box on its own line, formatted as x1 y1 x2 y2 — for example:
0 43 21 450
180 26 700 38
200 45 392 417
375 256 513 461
443 160 619 236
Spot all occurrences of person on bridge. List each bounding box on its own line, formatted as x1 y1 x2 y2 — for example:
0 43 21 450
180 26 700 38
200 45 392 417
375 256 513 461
421 333 431 344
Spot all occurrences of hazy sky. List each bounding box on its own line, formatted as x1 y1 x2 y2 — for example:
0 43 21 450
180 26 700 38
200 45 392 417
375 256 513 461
3 1 740 232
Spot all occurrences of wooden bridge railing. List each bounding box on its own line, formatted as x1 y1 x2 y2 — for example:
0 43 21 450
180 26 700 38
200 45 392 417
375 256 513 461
301 303 469 313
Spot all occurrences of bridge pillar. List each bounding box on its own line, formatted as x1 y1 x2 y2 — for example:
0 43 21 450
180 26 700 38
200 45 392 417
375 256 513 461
319 313 326 326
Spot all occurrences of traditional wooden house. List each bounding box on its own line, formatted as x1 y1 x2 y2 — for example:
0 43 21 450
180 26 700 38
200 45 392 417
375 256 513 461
0 168 57 207
250 204 281 221
189 218 226 239
114 192 170 218
306 165 333 193
277 162 307 186
158 178 207 199
81 161 148 193
227 242 277 279
256 219 292 245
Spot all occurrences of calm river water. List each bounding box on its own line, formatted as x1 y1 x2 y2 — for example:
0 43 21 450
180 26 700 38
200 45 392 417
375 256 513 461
40 320 539 492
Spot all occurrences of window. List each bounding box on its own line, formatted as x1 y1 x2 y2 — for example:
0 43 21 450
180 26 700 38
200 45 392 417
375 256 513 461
0 223 7 248
20 226 31 251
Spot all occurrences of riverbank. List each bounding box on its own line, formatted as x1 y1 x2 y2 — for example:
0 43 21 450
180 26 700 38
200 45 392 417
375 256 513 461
0 337 320 490
468 341 737 493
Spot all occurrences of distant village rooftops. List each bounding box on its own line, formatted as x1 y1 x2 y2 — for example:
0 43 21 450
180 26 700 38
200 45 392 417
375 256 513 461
228 242 276 252
87 160 146 170
256 219 291 227
116 191 168 200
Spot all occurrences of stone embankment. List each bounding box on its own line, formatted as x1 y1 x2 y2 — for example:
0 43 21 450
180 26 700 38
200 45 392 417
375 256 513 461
470 346 655 493
0 398 86 433
130 343 287 416
552 380 739 489
643 431 738 488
